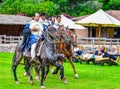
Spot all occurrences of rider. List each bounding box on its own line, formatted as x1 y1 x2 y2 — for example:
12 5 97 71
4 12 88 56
31 12 50 63
49 16 56 26
54 15 63 29
22 13 44 63
22 13 41 53
39 12 50 31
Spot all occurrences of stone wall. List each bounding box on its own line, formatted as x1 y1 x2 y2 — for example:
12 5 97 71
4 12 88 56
0 44 17 53
0 44 118 53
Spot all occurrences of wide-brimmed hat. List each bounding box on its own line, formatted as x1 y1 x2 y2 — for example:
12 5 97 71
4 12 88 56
112 46 117 50
30 22 41 30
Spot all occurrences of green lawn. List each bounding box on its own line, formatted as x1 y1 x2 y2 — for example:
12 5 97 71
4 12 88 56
0 52 120 89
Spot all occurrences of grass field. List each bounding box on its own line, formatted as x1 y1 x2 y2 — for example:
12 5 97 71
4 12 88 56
0 52 120 89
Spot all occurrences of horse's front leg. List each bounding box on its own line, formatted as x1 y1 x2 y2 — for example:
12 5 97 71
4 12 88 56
53 62 68 84
24 57 33 84
52 60 61 75
40 63 46 88
44 64 50 79
34 65 40 82
68 56 79 78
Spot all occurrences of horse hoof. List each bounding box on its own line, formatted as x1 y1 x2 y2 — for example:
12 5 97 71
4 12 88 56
63 79 68 84
16 81 19 84
23 72 28 76
35 76 40 82
41 86 45 88
51 68 54 73
75 74 79 79
46 76 49 78
62 78 68 84
29 80 33 84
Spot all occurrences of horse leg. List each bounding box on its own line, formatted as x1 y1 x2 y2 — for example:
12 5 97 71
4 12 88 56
43 64 50 79
52 60 62 75
23 56 28 76
68 56 79 78
24 57 33 84
12 52 23 84
40 63 46 88
53 62 68 84
12 65 19 84
34 65 40 82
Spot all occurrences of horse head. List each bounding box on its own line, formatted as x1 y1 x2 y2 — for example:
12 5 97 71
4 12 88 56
58 26 77 46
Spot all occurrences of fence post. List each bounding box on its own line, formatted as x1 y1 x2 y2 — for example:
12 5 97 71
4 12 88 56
3 35 6 44
110 38 112 46
92 38 94 46
10 36 12 44
104 38 106 45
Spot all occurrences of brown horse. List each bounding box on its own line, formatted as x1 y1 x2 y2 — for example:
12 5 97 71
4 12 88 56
52 25 79 78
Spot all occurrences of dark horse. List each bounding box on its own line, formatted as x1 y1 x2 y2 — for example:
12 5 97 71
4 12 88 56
12 26 66 88
52 25 79 78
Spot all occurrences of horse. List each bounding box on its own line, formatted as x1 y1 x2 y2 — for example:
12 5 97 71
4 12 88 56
12 25 67 88
35 26 67 88
52 25 79 78
12 39 41 84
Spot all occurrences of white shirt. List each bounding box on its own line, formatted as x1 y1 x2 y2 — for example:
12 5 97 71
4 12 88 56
39 18 49 26
74 47 80 52
54 20 63 29
30 20 43 36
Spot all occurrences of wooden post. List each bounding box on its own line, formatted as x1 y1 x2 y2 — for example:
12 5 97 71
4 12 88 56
98 25 101 56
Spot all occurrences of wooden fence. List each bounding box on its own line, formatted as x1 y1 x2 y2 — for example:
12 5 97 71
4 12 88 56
0 35 23 44
0 35 120 46
77 37 120 46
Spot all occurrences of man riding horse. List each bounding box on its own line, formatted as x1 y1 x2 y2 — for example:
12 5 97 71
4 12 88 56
22 12 49 63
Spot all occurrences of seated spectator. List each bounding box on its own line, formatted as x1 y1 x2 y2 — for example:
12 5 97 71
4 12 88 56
73 45 82 57
72 45 82 62
95 46 106 56
103 46 118 60
82 46 106 59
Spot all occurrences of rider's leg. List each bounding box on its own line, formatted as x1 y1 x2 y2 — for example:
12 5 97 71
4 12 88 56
31 43 36 59
30 43 39 63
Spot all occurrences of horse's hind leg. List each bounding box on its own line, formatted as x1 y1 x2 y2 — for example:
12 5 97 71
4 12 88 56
12 53 23 84
24 57 33 84
12 65 19 84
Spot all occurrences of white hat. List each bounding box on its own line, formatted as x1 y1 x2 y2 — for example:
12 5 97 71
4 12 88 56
30 22 40 30
112 46 117 50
